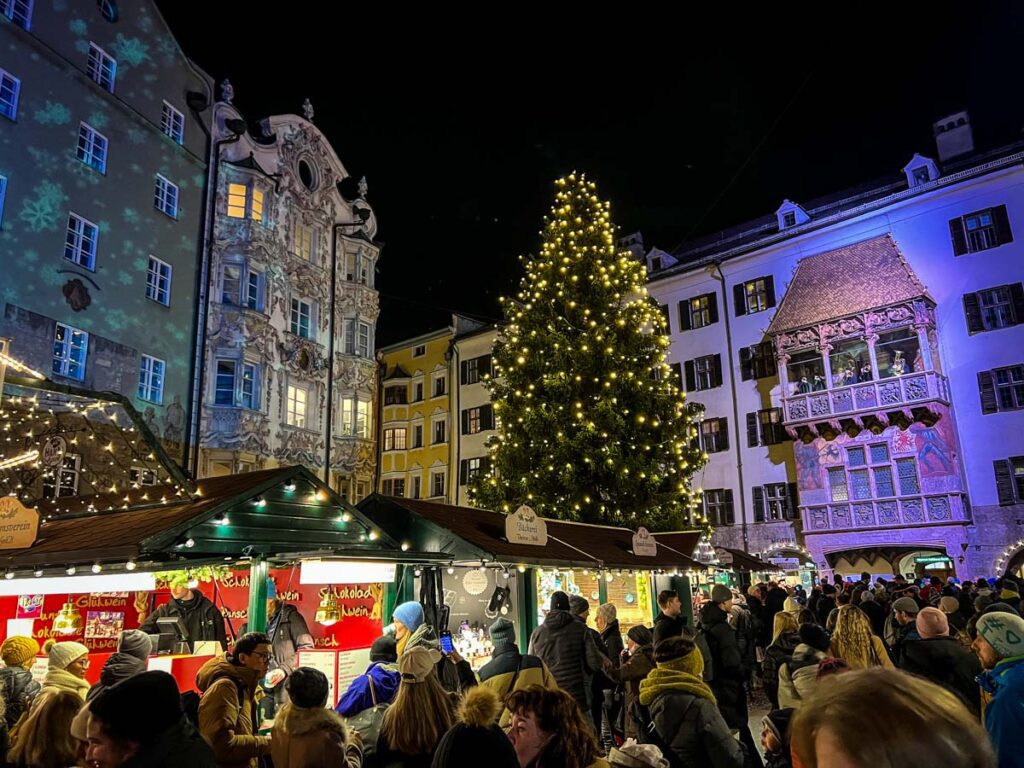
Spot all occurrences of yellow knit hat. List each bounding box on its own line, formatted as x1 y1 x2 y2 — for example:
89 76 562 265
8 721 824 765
1 635 40 667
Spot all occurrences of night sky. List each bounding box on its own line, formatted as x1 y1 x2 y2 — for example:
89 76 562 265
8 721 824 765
155 5 1024 344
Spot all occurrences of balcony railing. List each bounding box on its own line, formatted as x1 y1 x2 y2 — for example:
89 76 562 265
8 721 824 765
784 371 950 425
802 492 967 533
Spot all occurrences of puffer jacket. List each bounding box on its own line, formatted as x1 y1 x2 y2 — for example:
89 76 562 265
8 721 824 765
196 653 271 768
121 717 217 768
777 644 826 709
603 644 655 739
0 666 40 728
478 645 557 726
600 620 625 671
335 661 400 717
979 655 1024 768
87 652 148 701
900 635 982 714
698 601 745 728
642 685 744 767
529 608 603 709
271 702 361 768
761 631 800 708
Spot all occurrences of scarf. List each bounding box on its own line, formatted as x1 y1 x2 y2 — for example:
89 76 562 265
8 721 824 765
44 667 90 700
638 653 716 706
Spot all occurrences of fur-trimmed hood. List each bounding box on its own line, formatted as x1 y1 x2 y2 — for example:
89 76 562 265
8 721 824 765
458 685 501 727
274 703 349 739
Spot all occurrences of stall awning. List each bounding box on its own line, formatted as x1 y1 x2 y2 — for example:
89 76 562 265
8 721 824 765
720 548 782 573
0 466 404 572
652 532 703 562
546 520 698 570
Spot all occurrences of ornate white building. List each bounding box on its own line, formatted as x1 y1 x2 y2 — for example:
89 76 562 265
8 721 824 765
196 87 379 499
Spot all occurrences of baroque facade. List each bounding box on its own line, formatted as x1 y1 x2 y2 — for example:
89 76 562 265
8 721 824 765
197 92 379 498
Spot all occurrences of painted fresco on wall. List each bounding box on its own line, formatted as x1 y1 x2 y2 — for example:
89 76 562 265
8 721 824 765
794 441 823 490
909 419 958 479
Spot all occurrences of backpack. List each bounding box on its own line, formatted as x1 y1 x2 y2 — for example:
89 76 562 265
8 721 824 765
631 697 686 768
344 673 389 757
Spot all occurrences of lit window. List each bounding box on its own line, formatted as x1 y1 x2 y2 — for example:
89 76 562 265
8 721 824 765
341 396 354 435
154 175 179 218
286 385 307 428
138 354 165 403
87 42 116 92
64 213 98 269
130 467 157 486
146 256 172 305
43 453 80 498
383 427 407 451
76 122 108 173
240 363 258 409
356 399 370 438
227 183 247 218
292 221 315 261
251 189 264 222
743 278 770 314
431 471 446 498
161 101 185 144
0 69 19 120
3 0 32 29
53 323 88 380
290 298 313 339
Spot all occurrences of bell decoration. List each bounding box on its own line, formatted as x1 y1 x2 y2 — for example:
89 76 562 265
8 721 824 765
315 590 341 627
52 601 82 635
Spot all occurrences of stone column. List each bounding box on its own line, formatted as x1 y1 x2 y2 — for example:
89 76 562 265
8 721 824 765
865 333 880 381
914 323 934 372
820 344 834 389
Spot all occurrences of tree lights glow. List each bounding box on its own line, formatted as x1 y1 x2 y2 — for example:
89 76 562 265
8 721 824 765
469 174 707 530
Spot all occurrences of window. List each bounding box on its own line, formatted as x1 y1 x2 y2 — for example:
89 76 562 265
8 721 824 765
65 213 98 269
214 360 236 405
433 418 447 444
431 471 446 498
292 221 316 262
356 399 370 438
828 338 873 386
787 349 826 394
746 408 786 446
434 375 446 398
679 293 718 331
241 363 258 409
734 276 775 316
227 183 247 218
828 466 849 502
964 284 1024 334
345 252 372 286
460 456 491 484
978 365 1024 414
245 270 262 310
76 122 108 173
251 189 264 222
753 483 797 522
0 175 6 228
684 354 722 392
42 453 80 499
382 478 406 497
222 265 241 305
994 457 1024 506
340 397 371 437
896 458 919 495
343 319 371 357
413 382 424 402
384 385 408 405
951 206 1012 255
911 166 931 185
146 256 172 305
130 467 157 486
700 417 729 453
161 101 185 144
462 404 494 435
290 299 313 339
2 0 32 29
876 327 920 379
286 384 308 428
138 355 165 403
412 424 423 448
650 256 661 271
0 69 19 120
782 211 797 228
53 322 89 379
461 355 492 385
740 342 776 380
703 489 734 526
87 43 116 92
154 175 178 218
411 476 422 499
413 345 426 357
383 427 407 451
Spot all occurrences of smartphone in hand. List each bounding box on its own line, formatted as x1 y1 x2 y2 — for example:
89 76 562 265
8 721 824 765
440 630 454 655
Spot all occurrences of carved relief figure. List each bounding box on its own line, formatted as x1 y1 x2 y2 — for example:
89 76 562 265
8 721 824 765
163 396 185 443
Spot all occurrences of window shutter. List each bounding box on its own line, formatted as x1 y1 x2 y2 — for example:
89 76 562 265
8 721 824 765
684 360 696 392
712 354 723 387
460 460 469 485
707 293 719 324
659 304 671 333
461 409 470 435
670 363 682 386
978 371 998 414
460 360 469 385
678 301 692 331
787 482 800 520
718 417 729 451
733 283 747 316
746 412 759 447
995 460 1016 505
723 489 735 524
482 404 495 430
481 354 492 378
949 217 968 256
739 346 752 381
963 292 984 335
1010 283 1024 326
994 204 1014 246
753 486 765 523
764 275 776 308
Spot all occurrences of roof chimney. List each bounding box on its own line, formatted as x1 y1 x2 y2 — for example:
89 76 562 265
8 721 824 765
933 111 974 162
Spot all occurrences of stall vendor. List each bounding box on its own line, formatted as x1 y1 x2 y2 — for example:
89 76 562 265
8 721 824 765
241 578 314 701
139 573 228 650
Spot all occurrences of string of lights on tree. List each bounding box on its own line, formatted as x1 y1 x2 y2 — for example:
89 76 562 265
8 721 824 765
469 173 708 532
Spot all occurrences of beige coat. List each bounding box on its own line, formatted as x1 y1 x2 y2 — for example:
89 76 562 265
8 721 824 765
270 702 361 768
196 653 271 768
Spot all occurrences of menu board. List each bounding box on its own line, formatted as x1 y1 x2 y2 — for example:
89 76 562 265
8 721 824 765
296 649 340 708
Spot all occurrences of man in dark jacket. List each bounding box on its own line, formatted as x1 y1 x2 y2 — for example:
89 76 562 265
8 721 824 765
603 625 655 740
139 581 227 649
654 589 687 637
568 594 611 736
814 584 837 628
700 584 759 767
88 630 153 702
900 607 981 714
890 596 921 664
529 591 604 718
857 589 888 638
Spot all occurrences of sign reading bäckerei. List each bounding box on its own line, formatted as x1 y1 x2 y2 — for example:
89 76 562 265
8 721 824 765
505 505 548 546
0 496 39 550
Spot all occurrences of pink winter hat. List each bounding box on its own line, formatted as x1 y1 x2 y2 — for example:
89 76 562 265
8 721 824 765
916 607 949 639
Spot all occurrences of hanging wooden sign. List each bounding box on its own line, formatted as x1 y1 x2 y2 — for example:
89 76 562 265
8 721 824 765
632 527 658 557
0 497 40 550
506 505 548 546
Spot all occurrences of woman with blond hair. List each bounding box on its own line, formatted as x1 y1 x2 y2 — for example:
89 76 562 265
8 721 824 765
761 610 801 708
6 690 81 768
829 604 893 670
790 668 994 768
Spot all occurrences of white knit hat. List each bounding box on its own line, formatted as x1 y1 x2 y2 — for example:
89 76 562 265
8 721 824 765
609 739 669 768
43 639 89 670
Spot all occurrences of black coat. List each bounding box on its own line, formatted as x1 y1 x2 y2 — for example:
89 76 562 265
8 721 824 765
648 688 745 768
601 620 625 668
761 631 800 708
858 599 888 638
900 635 982 714
87 652 147 701
139 589 227 649
529 609 603 709
654 611 687 640
121 718 217 768
814 596 836 628
699 602 746 728
0 666 40 729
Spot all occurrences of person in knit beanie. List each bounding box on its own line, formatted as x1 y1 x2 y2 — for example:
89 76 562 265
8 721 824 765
478 618 556 727
938 595 970 634
915 607 949 639
0 636 40 728
604 624 656 740
608 738 669 768
431 686 519 768
41 638 90 700
391 601 425 656
88 630 153 702
760 708 795 768
900 607 981 714
975 611 1024 764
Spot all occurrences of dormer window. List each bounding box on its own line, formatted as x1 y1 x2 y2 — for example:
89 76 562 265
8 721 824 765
903 153 940 188
650 256 662 272
782 211 797 228
776 200 809 230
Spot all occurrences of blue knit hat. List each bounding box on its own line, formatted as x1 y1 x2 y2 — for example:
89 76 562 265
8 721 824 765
266 578 277 600
393 601 424 633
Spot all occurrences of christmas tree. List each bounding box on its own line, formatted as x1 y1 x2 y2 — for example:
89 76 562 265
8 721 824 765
470 174 706 530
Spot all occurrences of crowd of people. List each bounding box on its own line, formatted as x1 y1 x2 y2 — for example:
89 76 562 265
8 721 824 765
0 572 1016 767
